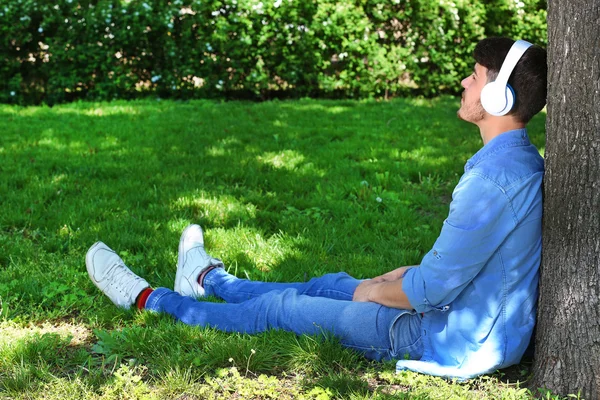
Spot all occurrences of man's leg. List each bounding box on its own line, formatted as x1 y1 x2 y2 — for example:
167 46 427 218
176 224 362 303
203 268 360 303
86 241 423 362
146 287 423 362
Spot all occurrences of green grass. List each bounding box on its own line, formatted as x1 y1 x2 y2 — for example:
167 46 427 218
0 97 559 399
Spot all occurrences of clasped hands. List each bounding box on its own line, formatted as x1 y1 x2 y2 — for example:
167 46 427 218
352 266 418 309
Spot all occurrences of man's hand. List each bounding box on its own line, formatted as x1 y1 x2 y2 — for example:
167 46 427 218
353 279 378 302
372 266 418 283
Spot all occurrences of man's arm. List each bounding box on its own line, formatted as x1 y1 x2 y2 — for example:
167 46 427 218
354 174 515 313
353 277 414 310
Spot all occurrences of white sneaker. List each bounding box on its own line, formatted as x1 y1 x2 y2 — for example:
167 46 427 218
86 242 150 309
175 224 223 298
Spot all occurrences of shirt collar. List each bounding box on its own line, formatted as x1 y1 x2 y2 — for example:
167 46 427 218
465 128 531 172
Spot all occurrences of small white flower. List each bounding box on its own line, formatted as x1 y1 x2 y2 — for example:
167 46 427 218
376 197 382 203
10 91 15 96
360 180 368 186
38 27 43 33
151 75 161 83
274 0 282 8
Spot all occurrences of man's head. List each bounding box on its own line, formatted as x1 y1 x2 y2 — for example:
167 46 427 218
458 37 547 125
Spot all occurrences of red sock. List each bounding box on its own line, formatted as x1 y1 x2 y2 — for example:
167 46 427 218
197 266 217 287
136 288 154 310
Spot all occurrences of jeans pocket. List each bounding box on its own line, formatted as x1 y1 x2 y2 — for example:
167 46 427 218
389 311 424 361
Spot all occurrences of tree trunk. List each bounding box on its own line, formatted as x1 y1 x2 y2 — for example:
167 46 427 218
531 0 600 398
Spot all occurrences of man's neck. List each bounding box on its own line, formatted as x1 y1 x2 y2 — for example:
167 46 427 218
477 117 526 145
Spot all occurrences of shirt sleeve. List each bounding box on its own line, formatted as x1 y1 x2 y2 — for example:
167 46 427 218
402 172 517 314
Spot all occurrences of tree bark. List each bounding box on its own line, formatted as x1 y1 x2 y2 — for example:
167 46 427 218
531 0 600 398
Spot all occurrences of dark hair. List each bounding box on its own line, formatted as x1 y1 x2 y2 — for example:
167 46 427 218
474 37 547 124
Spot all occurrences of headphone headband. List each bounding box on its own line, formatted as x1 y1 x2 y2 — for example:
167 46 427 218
495 40 532 88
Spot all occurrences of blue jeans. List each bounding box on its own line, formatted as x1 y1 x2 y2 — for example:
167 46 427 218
146 270 423 361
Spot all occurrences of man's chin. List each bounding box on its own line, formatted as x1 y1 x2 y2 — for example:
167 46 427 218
457 107 484 124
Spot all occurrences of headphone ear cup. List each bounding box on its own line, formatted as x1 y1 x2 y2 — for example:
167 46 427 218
480 82 514 116
502 83 515 116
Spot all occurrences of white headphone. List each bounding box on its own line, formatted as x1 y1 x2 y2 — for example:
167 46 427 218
480 39 533 116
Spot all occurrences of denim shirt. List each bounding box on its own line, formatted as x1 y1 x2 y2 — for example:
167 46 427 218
397 129 544 380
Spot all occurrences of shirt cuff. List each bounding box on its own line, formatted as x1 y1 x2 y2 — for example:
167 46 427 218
402 267 450 314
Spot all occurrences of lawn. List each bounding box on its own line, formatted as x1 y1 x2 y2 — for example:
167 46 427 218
0 97 557 399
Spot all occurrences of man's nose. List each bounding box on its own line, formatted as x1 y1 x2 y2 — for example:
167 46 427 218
461 77 469 89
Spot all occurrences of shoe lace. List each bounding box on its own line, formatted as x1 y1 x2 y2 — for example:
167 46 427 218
106 261 143 294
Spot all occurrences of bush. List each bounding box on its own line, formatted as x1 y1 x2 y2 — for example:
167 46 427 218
0 0 546 105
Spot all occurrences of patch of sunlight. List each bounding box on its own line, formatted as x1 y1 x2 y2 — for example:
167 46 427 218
400 147 449 167
280 102 342 114
51 174 68 184
100 135 122 148
407 97 433 107
206 138 241 156
171 193 257 226
257 150 305 171
325 105 348 114
0 320 92 347
220 136 242 146
0 105 22 116
538 147 545 157
30 377 95 399
207 146 226 156
36 131 88 152
77 104 142 117
273 119 288 127
209 226 304 273
3 106 46 117
38 136 66 151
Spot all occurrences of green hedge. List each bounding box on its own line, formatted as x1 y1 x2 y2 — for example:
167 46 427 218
1 0 546 105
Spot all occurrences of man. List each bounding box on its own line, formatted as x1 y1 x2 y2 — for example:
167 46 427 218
86 37 547 379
